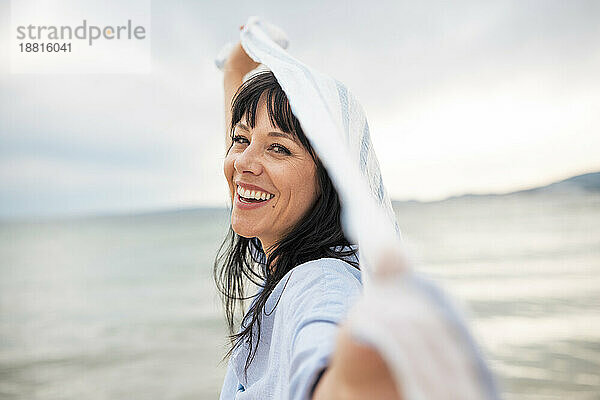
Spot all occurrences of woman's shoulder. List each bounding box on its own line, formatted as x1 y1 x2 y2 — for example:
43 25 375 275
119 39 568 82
273 255 362 311
267 256 362 333
292 256 361 286
291 245 361 284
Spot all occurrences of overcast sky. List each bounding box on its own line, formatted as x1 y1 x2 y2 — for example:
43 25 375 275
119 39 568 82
1 0 599 218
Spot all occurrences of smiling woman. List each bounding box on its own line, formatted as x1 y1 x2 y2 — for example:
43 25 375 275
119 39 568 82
224 74 320 254
214 49 382 398
213 17 506 400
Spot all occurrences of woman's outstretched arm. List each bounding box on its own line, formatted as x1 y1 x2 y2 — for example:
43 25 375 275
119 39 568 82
312 326 403 400
223 40 259 151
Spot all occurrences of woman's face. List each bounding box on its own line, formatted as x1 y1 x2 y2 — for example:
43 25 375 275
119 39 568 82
223 97 319 252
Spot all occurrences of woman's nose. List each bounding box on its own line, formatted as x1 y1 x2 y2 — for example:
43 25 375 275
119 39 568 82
234 145 263 175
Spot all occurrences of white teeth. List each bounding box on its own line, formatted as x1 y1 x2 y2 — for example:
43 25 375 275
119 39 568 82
237 185 274 201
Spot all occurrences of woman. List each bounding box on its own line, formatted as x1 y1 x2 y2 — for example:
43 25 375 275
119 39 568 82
215 42 402 400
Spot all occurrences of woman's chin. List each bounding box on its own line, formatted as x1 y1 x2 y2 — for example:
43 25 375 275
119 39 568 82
231 222 260 239
234 231 256 239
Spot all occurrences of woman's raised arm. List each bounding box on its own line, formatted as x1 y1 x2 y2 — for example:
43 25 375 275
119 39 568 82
223 40 259 151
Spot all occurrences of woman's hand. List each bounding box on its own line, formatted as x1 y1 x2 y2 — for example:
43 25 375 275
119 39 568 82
223 41 260 74
312 325 403 400
316 266 491 400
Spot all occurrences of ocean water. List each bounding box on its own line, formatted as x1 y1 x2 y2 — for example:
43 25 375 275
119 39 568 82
0 193 598 399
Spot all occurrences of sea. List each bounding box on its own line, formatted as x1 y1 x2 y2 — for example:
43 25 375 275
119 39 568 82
1 191 598 399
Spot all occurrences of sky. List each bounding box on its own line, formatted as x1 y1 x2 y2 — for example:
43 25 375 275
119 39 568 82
1 0 599 218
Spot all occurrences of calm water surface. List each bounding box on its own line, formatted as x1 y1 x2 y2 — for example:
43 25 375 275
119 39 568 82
1 193 598 399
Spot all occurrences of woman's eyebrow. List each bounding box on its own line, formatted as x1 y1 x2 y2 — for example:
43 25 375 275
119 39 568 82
235 122 250 131
236 123 296 142
267 131 295 141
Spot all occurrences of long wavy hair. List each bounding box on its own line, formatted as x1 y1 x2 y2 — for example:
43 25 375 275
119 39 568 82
214 70 359 376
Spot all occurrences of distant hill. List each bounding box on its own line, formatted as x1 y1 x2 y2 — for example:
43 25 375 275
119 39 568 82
516 171 600 194
393 171 600 205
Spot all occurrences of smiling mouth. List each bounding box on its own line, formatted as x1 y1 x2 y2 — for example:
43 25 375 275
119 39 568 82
238 194 268 204
236 185 274 203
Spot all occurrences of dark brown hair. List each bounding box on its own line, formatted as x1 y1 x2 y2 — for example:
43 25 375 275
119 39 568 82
214 70 359 376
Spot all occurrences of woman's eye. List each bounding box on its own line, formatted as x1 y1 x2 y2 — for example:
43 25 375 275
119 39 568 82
231 135 290 155
270 144 291 155
231 135 249 144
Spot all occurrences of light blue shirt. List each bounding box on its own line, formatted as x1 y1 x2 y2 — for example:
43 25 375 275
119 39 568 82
218 256 363 400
